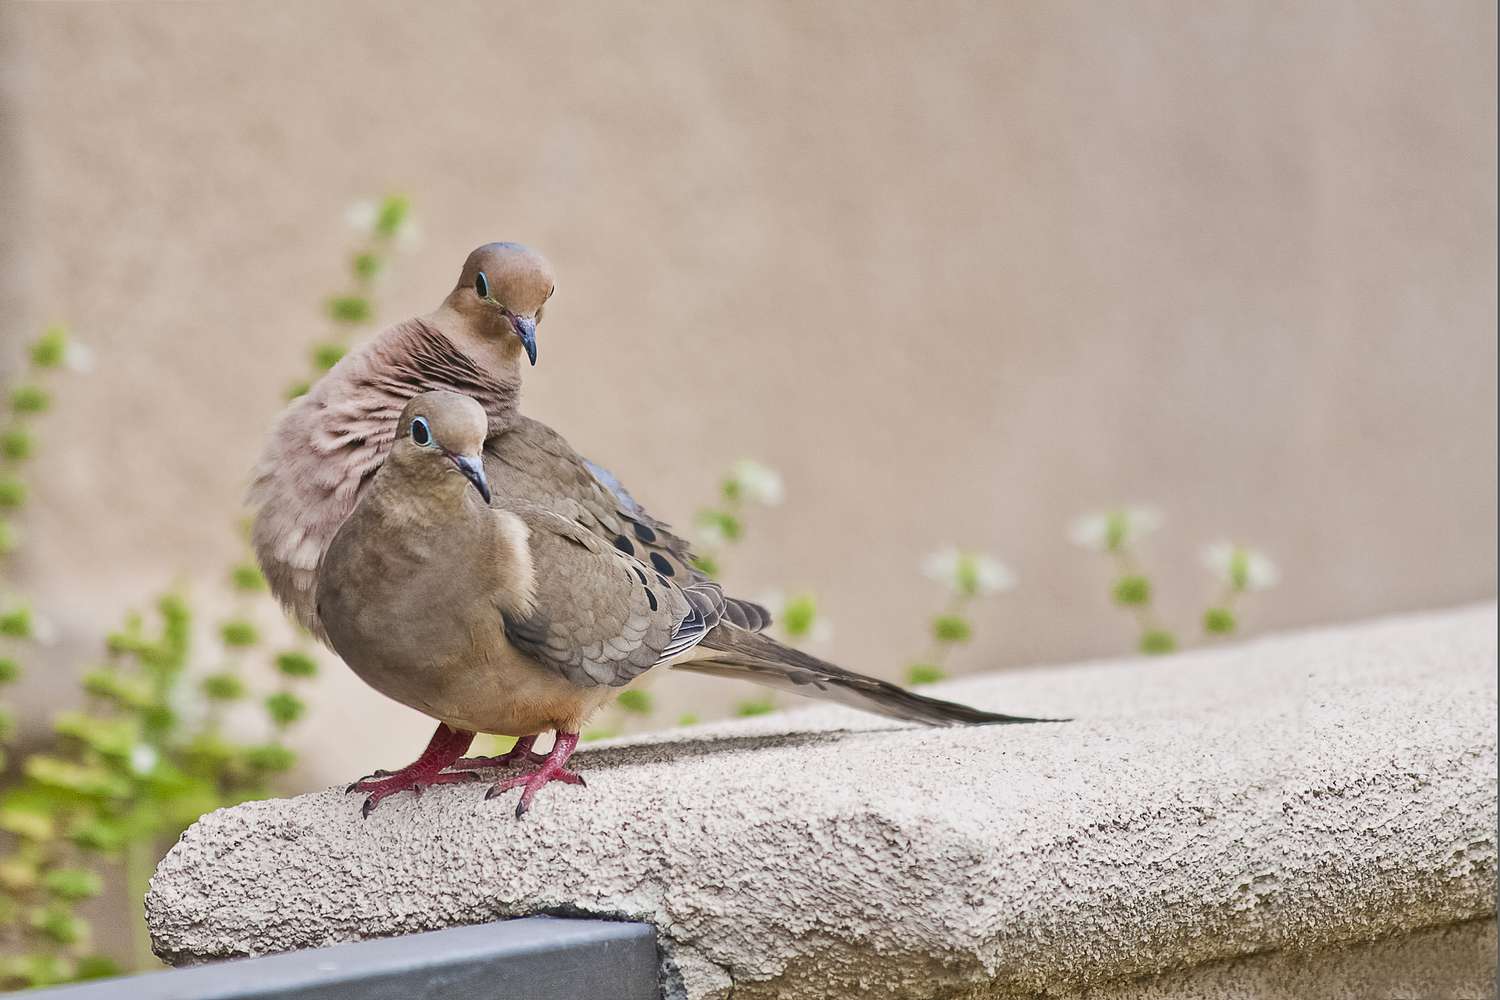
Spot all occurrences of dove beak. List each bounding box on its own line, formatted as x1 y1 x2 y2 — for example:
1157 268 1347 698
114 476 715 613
449 453 491 504
511 315 538 366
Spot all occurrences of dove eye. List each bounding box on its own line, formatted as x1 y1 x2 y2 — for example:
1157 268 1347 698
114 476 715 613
474 271 490 299
409 416 433 447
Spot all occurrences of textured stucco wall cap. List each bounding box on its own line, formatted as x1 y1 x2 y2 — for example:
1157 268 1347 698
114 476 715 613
147 605 1498 999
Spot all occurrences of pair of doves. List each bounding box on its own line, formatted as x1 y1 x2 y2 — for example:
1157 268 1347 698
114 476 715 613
250 243 1062 818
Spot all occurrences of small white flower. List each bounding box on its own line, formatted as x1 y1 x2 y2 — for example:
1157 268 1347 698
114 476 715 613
922 548 1016 596
129 743 159 776
1069 506 1164 552
730 460 783 506
344 200 378 234
694 513 730 548
395 216 422 249
1201 542 1279 591
63 340 94 374
29 611 56 646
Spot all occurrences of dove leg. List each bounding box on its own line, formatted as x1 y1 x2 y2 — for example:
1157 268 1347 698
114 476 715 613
485 731 585 818
445 735 548 771
346 722 478 817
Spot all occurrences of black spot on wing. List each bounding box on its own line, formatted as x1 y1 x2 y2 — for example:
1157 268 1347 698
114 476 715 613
645 588 658 611
650 552 674 576
633 522 657 544
633 566 648 585
614 534 635 556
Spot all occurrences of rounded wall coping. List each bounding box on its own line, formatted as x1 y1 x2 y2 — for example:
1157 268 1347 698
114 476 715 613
147 603 1498 999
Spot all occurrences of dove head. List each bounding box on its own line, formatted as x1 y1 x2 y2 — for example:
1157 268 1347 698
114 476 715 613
389 391 492 504
443 243 556 367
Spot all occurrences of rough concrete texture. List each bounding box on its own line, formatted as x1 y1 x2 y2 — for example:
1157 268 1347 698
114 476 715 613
147 605 1498 998
1081 918 1496 1000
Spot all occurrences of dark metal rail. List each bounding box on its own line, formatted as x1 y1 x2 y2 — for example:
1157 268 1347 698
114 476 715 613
21 917 660 1000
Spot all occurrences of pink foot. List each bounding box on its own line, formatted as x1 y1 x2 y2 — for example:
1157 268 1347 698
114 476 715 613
346 723 476 817
484 732 585 818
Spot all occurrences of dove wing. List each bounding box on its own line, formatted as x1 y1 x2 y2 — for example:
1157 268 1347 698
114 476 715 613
501 504 728 688
486 417 771 631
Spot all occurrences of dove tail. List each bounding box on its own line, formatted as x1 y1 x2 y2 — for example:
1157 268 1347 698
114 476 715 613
677 627 1066 727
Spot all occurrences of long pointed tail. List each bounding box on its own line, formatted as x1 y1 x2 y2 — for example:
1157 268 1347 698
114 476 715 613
678 626 1067 727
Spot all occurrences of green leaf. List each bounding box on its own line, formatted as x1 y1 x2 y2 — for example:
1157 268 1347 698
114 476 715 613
311 341 347 370
10 951 70 987
1112 575 1152 606
735 698 774 717
30 326 68 368
82 668 152 708
0 857 38 891
1104 510 1130 552
1139 630 1178 655
0 807 53 842
781 594 818 638
201 672 246 701
352 252 383 280
615 689 653 715
68 815 128 853
23 756 131 799
10 385 49 414
327 296 372 324
676 713 699 727
905 663 947 686
931 615 972 643
0 518 16 555
1228 548 1251 591
0 658 16 686
690 553 720 578
374 194 410 237
264 691 305 726
285 380 312 400
41 868 103 902
53 711 138 757
73 955 121 981
274 650 318 678
580 727 618 742
230 562 266 592
0 476 26 509
0 607 32 639
0 429 32 461
219 620 260 648
1203 606 1238 634
243 743 297 773
953 554 983 598
29 903 86 944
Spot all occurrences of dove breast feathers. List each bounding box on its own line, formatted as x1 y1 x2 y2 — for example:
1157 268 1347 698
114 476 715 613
316 465 719 737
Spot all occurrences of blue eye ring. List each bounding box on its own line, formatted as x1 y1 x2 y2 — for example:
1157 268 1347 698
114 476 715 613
474 271 489 299
410 416 433 447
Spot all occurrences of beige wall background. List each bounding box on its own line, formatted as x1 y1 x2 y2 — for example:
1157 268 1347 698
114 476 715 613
1 1 1495 777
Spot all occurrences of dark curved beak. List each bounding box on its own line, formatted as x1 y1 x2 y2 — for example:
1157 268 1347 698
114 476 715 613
512 314 538 366
449 453 491 504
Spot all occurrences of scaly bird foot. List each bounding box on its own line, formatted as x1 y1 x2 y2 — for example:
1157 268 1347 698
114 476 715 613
484 731 585 818
352 769 484 817
344 722 477 817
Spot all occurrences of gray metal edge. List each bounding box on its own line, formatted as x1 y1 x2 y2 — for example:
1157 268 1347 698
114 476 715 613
17 916 660 1000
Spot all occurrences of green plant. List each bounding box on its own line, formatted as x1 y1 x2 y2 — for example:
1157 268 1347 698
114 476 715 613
906 549 1015 685
1199 542 1279 637
1071 508 1278 655
0 195 416 987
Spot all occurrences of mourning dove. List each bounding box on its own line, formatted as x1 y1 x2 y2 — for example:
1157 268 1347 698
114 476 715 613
251 243 1061 817
316 392 1061 817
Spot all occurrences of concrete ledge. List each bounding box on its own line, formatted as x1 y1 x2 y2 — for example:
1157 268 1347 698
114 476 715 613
147 605 1498 998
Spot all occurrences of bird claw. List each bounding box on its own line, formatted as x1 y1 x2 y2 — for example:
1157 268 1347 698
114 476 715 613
484 765 585 818
350 768 483 816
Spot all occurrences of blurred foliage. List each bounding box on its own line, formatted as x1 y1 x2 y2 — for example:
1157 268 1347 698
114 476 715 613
0 195 413 988
1071 508 1278 655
